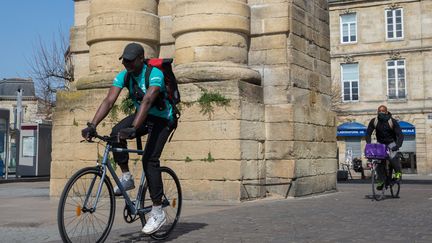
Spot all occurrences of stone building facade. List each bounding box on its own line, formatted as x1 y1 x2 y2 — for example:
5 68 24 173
329 0 432 175
50 0 337 200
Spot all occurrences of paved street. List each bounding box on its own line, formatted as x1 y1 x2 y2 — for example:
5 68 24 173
1 180 432 242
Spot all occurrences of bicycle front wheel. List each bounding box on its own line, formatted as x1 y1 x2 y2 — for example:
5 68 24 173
57 167 116 243
371 169 383 201
140 166 182 240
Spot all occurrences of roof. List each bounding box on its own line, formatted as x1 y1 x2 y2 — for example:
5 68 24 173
337 122 367 131
398 121 415 129
337 122 367 137
0 78 36 97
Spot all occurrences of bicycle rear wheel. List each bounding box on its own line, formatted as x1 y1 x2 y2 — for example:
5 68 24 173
140 166 182 240
371 169 383 201
390 181 400 198
58 167 115 243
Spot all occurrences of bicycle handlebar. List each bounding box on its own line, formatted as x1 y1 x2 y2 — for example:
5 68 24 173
81 133 118 144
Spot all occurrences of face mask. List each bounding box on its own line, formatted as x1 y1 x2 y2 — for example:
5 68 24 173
378 112 389 120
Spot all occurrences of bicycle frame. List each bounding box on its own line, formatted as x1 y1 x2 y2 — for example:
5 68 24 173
371 159 394 186
85 143 152 217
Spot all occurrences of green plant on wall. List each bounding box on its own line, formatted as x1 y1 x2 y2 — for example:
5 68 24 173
197 89 230 118
72 117 79 127
177 101 194 113
108 104 119 124
185 156 192 162
176 89 230 119
201 152 215 162
120 96 135 116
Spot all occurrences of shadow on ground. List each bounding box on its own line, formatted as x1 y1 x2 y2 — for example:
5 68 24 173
116 222 208 242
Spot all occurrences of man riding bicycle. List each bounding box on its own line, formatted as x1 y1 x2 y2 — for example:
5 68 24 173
81 43 175 234
366 105 404 190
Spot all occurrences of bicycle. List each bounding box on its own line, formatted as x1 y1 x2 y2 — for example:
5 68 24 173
57 134 182 242
368 158 400 201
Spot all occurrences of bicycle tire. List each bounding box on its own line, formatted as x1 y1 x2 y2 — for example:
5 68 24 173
390 181 400 198
371 169 383 201
140 166 182 240
58 167 116 243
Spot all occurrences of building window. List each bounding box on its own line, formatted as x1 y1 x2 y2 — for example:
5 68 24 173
341 63 359 102
340 13 357 43
387 60 406 99
386 8 404 40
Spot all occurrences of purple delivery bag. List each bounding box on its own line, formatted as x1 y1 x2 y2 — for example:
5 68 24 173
364 143 388 159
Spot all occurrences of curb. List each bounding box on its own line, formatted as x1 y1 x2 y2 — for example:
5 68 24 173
0 176 50 184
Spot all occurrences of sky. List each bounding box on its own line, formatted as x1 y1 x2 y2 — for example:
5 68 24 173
0 1 74 79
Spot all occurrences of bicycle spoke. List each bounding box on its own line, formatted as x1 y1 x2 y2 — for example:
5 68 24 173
140 167 181 240
58 168 115 243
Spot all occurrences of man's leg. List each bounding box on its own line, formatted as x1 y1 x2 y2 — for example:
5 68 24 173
111 114 148 194
389 153 402 181
375 160 386 190
142 118 171 204
141 116 171 234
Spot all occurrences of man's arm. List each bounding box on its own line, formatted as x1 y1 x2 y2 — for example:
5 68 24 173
91 86 122 126
365 119 375 144
131 86 160 129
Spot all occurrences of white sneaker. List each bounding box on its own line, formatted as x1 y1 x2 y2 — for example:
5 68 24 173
142 208 166 234
114 174 135 196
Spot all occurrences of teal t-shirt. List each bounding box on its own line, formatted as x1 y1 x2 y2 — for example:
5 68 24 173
112 65 173 121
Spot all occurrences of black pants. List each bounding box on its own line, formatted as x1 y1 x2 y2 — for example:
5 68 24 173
377 153 402 181
111 114 171 203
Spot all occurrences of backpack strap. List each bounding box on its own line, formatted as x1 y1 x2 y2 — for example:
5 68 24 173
374 117 394 130
124 71 145 102
124 72 131 92
144 65 153 90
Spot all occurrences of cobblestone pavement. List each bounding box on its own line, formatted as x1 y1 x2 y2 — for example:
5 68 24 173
1 181 432 242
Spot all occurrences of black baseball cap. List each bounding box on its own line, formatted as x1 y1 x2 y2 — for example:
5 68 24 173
119 43 144 60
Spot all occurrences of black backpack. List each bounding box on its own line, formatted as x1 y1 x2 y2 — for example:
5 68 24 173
124 58 181 144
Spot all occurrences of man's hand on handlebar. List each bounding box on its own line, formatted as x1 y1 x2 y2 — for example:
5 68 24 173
81 122 97 141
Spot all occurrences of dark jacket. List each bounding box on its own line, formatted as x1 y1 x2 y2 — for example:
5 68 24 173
366 112 404 148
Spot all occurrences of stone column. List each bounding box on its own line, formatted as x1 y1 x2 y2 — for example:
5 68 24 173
161 0 265 200
159 0 175 58
69 0 90 89
76 0 159 89
172 0 260 84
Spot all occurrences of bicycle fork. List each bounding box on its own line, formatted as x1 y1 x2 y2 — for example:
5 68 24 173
80 145 111 213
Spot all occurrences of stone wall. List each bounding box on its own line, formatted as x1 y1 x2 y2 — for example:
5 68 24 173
50 0 337 200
